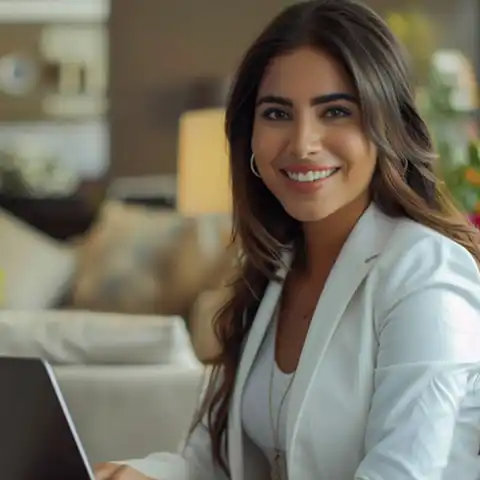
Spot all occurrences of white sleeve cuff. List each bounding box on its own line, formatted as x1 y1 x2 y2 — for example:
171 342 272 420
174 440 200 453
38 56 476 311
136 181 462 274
114 452 189 480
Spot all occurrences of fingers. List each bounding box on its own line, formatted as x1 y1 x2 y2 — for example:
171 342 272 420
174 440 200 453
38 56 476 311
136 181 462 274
94 463 154 480
94 462 129 479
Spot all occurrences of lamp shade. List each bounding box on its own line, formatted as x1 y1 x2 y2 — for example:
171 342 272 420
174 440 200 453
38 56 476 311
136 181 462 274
177 107 231 214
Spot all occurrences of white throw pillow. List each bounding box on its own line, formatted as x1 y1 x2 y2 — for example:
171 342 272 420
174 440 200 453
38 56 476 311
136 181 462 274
0 209 76 309
0 310 199 366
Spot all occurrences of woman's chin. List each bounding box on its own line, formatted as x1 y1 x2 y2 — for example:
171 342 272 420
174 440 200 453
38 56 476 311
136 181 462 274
283 204 333 223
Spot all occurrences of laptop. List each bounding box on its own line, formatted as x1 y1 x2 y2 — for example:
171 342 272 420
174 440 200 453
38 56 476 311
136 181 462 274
0 357 95 479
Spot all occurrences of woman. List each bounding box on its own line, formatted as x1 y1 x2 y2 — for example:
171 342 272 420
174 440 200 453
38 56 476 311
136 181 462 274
96 0 480 479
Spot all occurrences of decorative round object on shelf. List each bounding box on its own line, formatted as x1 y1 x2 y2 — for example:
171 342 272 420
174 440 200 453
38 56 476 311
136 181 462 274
0 53 38 97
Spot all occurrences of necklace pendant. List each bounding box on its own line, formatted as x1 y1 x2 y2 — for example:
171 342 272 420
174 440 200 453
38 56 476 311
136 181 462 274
271 450 283 480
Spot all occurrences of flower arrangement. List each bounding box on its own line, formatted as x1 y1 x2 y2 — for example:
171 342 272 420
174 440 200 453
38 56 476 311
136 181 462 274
435 134 480 208
444 140 480 228
386 10 479 228
417 52 479 228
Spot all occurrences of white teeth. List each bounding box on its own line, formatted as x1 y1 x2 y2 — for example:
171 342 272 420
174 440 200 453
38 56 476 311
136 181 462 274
286 169 337 182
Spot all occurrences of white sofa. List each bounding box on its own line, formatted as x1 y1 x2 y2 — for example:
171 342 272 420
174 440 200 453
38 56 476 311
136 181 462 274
0 311 204 464
0 206 215 463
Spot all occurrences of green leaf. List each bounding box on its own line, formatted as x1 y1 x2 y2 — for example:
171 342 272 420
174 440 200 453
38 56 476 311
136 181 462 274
468 141 480 168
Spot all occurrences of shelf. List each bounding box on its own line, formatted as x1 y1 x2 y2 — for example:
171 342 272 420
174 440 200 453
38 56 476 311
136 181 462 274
0 0 109 23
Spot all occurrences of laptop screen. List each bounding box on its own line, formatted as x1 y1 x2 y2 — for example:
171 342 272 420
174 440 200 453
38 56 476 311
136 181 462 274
0 357 93 480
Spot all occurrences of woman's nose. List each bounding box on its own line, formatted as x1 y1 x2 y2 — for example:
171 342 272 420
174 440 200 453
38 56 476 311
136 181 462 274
288 117 323 159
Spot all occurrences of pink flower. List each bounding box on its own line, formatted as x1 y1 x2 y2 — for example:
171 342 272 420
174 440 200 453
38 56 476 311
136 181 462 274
470 214 480 229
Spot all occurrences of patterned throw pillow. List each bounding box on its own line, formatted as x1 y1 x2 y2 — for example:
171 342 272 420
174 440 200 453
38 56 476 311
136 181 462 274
71 201 231 317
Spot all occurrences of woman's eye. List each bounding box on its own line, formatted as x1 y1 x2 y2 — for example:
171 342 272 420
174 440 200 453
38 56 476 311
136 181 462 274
261 108 290 121
323 107 351 119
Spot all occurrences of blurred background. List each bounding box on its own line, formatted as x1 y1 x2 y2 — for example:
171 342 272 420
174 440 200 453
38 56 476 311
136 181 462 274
0 0 478 346
0 0 478 464
0 0 478 221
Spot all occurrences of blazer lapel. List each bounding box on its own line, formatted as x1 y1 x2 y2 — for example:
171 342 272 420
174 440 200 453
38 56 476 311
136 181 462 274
286 204 395 460
228 251 291 480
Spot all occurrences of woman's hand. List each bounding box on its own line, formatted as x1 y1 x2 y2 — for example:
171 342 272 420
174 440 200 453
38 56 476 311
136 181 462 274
94 462 154 480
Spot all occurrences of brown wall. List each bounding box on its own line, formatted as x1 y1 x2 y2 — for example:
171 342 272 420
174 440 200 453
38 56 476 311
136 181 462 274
109 0 480 178
108 0 296 177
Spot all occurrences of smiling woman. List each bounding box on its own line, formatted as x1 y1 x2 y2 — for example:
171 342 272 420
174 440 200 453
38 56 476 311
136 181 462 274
251 47 375 222
95 1 480 480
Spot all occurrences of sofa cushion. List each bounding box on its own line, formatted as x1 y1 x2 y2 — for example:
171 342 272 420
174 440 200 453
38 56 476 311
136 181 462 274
0 310 198 366
0 208 76 309
71 201 232 317
71 201 184 314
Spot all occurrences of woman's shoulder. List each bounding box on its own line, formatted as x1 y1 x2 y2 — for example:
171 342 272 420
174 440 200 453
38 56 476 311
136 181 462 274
371 216 480 339
381 216 478 272
373 216 480 293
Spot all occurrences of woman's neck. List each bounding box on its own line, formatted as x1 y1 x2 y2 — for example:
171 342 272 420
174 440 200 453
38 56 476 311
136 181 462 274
300 196 370 280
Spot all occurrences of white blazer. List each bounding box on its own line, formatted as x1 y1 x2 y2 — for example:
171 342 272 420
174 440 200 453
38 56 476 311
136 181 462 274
123 205 480 480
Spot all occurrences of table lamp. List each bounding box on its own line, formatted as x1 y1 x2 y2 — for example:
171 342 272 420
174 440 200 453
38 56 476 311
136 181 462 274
176 106 234 362
177 107 232 215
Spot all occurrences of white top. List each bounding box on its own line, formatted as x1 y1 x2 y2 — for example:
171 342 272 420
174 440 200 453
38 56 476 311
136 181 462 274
242 315 294 479
120 205 480 480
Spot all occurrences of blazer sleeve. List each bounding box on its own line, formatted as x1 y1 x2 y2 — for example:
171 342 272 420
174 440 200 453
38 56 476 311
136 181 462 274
117 371 229 480
355 236 480 480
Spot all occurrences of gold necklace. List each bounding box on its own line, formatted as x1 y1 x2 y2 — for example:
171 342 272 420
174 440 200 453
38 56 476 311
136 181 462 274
268 327 296 480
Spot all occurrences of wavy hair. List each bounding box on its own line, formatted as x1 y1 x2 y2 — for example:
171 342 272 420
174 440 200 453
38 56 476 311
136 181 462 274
192 0 480 475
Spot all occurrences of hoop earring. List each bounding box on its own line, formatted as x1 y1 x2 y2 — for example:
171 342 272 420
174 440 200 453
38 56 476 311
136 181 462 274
250 154 261 178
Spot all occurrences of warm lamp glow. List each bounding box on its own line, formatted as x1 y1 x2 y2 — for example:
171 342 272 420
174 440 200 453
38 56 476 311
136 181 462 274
177 108 232 214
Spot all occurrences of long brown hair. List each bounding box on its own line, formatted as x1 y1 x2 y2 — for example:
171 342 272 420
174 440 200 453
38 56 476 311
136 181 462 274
193 0 480 475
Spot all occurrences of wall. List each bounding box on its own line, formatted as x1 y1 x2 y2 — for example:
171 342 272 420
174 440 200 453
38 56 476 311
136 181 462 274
109 0 297 177
109 0 480 178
